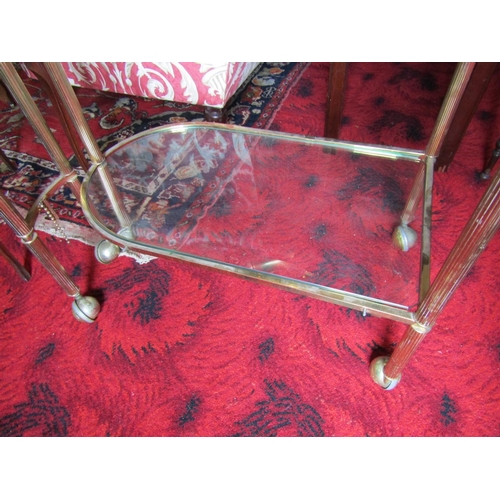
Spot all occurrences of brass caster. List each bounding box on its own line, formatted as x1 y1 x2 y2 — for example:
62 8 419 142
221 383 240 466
72 294 100 323
392 224 417 252
370 356 401 390
95 239 121 264
95 228 134 264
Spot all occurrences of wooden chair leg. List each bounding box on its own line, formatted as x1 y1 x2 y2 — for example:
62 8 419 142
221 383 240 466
479 138 500 180
322 62 497 173
0 239 30 281
0 79 14 106
324 62 347 139
0 148 16 172
204 106 226 123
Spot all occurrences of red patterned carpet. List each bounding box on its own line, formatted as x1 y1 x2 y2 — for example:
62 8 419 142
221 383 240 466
1 62 500 437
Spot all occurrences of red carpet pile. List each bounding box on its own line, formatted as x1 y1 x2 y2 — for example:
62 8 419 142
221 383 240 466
0 62 499 436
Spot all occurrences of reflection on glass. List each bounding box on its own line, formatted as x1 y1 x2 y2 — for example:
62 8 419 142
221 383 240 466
84 124 423 311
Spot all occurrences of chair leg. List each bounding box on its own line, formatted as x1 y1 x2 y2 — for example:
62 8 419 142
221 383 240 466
0 79 14 107
0 148 16 172
371 158 500 389
479 138 500 181
204 106 226 123
0 239 31 281
324 62 347 139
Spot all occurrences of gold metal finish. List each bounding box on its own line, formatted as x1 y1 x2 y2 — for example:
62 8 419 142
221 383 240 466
400 161 426 227
28 61 497 386
417 163 500 329
392 224 418 251
41 63 132 230
41 63 106 165
25 171 79 227
410 322 432 335
95 239 121 264
0 192 80 297
0 63 100 320
101 120 425 163
80 147 418 325
381 162 500 384
72 295 100 323
398 63 475 228
370 356 401 390
419 155 435 300
426 63 476 158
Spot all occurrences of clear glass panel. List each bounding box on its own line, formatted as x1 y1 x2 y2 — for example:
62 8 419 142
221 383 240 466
83 124 423 309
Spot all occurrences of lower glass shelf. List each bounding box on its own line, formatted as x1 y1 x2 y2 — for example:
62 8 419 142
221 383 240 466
82 123 425 322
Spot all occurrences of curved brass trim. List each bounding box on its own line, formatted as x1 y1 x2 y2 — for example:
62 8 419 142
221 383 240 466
25 171 79 226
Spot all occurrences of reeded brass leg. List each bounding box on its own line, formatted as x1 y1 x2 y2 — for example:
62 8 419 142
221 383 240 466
41 63 132 229
0 63 83 203
372 160 500 389
393 63 476 253
392 161 424 252
0 192 99 322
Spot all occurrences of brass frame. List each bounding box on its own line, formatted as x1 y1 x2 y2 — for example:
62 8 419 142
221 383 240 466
34 62 500 388
0 62 99 322
80 122 422 325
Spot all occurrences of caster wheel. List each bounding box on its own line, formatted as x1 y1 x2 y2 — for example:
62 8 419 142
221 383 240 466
392 224 417 252
95 239 121 264
370 356 401 390
72 295 100 323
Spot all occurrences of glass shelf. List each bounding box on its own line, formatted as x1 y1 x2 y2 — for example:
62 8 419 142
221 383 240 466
82 123 425 324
